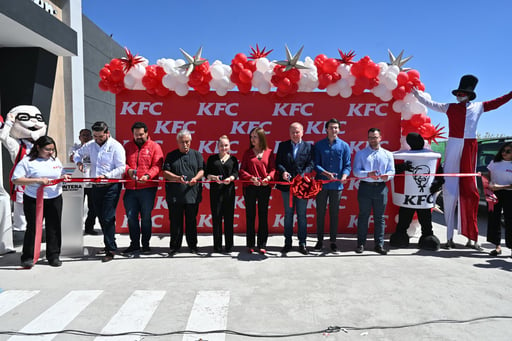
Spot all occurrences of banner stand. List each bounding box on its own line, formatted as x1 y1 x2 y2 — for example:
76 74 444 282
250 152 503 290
60 165 84 256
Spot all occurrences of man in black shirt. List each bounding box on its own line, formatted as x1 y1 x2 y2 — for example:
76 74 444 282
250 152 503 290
163 129 204 254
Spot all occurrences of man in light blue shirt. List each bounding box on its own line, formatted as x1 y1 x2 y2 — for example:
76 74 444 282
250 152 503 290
353 127 395 255
74 121 126 262
313 118 351 252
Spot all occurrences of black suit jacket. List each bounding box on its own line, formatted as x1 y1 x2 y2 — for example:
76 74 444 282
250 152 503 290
275 140 314 191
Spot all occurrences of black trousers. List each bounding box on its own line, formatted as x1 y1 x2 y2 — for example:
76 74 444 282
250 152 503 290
243 185 271 248
487 190 512 248
22 194 62 262
84 187 97 231
167 202 199 250
210 187 235 249
395 207 433 236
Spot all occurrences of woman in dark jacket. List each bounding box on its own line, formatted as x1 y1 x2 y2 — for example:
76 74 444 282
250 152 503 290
206 135 239 253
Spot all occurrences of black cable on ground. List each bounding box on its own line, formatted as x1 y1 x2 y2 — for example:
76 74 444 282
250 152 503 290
0 316 511 338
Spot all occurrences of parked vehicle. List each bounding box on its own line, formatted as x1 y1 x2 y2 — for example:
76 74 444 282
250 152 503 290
434 137 512 210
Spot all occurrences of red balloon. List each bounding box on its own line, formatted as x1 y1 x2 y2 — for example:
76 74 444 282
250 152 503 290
196 83 210 95
188 70 204 87
203 72 212 83
110 69 124 82
350 63 363 77
245 60 257 72
355 76 370 89
279 77 292 92
392 86 406 100
109 58 123 70
99 67 111 80
231 62 244 73
332 72 341 82
232 53 247 65
318 73 332 89
142 76 156 89
286 68 300 83
155 85 170 97
397 72 409 86
417 82 426 91
98 80 109 91
238 82 251 93
407 69 420 81
363 63 380 79
239 69 253 83
323 58 339 73
230 73 240 84
410 113 427 128
314 54 328 71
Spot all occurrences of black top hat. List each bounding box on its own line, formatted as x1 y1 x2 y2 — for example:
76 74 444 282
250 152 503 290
452 74 478 101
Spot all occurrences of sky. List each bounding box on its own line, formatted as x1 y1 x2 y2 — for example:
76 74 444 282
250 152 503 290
82 0 512 138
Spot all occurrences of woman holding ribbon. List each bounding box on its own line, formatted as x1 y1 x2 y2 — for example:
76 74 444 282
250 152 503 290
239 127 276 254
205 135 238 253
12 136 70 268
486 142 512 257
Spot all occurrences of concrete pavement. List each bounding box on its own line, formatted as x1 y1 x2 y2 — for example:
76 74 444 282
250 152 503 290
0 211 511 340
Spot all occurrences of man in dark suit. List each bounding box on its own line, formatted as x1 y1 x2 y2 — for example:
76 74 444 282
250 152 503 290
276 122 314 255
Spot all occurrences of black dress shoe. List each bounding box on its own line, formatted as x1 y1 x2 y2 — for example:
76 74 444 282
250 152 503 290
189 247 199 254
224 246 233 253
49 258 62 267
330 243 338 252
489 249 502 256
101 252 115 262
122 246 140 254
84 229 98 235
314 241 323 251
281 245 292 253
141 246 151 254
355 245 364 254
374 245 388 255
21 259 34 269
298 244 309 255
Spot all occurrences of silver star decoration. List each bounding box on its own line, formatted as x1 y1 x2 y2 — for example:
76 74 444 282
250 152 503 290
388 49 413 71
275 45 309 72
178 47 208 77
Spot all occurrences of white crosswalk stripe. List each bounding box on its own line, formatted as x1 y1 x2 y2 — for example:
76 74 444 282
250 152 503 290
183 290 230 341
95 290 166 341
0 290 40 317
0 289 232 340
8 290 102 341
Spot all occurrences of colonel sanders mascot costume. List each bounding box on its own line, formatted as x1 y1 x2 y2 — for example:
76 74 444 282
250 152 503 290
413 75 512 249
0 105 47 239
0 115 15 254
390 133 443 251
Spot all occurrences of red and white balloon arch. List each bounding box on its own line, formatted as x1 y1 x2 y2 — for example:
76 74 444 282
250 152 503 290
98 46 445 148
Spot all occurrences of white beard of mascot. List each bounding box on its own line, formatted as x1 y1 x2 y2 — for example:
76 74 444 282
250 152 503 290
0 105 47 239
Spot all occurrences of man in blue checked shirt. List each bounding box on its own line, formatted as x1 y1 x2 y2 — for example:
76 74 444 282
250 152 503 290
353 127 395 255
313 118 351 253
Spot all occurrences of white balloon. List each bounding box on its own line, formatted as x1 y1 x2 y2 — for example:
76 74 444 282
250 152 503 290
175 83 189 96
124 73 136 89
326 83 340 96
258 82 271 94
380 90 393 102
392 100 405 113
338 78 349 89
210 64 224 79
216 88 228 96
401 110 414 120
256 58 271 72
340 87 352 98
176 72 188 84
388 65 400 75
162 74 178 90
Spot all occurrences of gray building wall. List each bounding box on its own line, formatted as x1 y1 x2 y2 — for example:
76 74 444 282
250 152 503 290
82 15 124 138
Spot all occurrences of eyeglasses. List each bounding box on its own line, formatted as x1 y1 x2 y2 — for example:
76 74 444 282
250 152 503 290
502 149 512 154
15 113 44 122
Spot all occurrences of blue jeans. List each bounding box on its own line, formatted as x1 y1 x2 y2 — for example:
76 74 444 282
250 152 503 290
281 191 308 246
123 187 158 249
315 189 342 242
92 183 121 252
357 182 388 247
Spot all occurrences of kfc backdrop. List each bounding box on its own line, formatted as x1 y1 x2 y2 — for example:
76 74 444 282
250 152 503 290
114 90 402 234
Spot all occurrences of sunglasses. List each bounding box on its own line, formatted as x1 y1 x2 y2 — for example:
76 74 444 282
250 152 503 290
15 112 44 122
502 149 512 154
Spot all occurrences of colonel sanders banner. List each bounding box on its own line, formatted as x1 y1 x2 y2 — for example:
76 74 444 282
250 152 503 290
392 151 441 209
115 91 401 234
